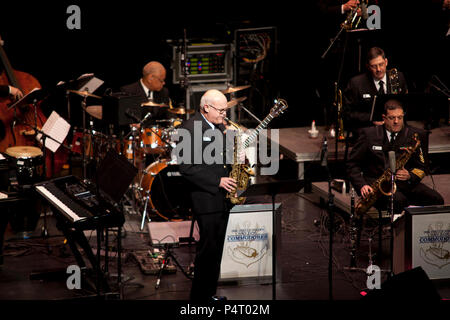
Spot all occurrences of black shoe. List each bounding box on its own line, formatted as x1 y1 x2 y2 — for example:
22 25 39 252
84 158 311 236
211 295 227 301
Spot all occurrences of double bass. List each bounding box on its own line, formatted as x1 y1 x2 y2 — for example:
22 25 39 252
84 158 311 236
0 35 66 177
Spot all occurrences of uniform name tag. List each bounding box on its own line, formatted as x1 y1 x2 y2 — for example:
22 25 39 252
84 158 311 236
363 94 371 99
372 145 382 151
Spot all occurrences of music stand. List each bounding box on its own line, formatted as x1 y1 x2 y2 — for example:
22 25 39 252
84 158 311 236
8 87 48 110
95 150 139 296
241 179 304 300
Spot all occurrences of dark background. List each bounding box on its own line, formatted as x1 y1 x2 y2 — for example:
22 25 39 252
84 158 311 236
1 1 449 128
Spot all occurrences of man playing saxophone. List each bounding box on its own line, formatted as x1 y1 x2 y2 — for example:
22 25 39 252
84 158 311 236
177 89 236 301
346 99 444 215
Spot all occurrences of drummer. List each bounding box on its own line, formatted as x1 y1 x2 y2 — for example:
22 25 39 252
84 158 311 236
120 61 170 121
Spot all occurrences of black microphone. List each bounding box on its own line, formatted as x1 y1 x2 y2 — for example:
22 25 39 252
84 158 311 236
320 137 328 167
388 151 396 173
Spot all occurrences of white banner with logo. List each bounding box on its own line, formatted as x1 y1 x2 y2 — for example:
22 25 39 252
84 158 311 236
220 203 281 281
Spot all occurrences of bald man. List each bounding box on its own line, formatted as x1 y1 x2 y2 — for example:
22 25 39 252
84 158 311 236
120 61 170 120
178 89 236 301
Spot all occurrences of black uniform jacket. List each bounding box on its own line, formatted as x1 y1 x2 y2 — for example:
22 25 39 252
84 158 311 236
177 112 232 215
347 124 427 195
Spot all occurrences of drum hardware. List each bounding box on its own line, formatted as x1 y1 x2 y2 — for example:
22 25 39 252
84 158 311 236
140 188 152 231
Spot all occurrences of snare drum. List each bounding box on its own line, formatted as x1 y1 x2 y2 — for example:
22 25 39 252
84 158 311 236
5 146 44 185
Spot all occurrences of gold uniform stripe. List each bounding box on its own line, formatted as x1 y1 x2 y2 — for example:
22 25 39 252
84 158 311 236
411 168 425 179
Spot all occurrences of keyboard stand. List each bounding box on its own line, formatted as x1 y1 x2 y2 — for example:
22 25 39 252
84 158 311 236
30 207 113 298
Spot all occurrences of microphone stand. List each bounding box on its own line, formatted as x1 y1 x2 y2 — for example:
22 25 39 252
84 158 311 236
178 28 190 116
388 167 395 279
321 138 335 300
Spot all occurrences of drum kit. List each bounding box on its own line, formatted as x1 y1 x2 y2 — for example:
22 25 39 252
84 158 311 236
0 84 251 225
66 92 196 222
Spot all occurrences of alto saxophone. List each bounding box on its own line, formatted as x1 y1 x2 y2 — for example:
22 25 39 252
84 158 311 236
355 133 421 216
334 82 345 141
225 118 254 205
225 98 289 205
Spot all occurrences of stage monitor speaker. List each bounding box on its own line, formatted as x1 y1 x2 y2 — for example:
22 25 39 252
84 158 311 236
363 267 441 301
393 205 450 280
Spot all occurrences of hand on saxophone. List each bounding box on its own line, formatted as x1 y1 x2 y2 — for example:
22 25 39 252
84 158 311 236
220 177 237 193
395 168 410 181
360 185 373 199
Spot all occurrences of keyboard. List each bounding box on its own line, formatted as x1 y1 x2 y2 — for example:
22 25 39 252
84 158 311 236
35 175 124 229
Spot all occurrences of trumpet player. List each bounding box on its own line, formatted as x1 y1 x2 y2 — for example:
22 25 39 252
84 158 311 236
346 99 444 214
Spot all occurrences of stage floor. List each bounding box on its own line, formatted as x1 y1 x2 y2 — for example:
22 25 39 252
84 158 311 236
1 185 450 303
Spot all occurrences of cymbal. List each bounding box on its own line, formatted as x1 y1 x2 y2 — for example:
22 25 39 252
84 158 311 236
141 101 169 107
85 105 102 120
227 96 247 108
68 90 101 99
168 107 195 115
221 85 251 94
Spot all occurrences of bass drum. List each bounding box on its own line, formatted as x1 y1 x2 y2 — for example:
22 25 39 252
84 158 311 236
139 159 191 221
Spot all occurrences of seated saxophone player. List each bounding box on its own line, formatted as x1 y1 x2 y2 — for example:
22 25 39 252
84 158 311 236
346 99 444 215
177 89 236 302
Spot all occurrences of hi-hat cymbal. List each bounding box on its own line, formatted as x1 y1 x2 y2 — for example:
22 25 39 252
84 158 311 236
141 101 169 107
168 107 194 115
227 96 247 108
68 90 101 99
85 105 102 120
221 85 251 94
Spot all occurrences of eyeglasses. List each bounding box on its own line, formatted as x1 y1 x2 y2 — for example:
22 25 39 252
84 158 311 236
368 62 386 70
386 115 404 121
206 104 228 114
151 75 165 84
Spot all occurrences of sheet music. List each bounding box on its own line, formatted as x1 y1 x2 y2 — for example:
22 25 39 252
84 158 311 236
36 111 71 153
77 73 103 92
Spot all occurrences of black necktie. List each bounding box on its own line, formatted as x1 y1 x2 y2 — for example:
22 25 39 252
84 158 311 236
378 80 385 95
390 132 397 144
148 90 153 100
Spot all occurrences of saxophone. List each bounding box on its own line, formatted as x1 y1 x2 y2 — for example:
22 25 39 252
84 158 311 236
334 82 345 141
225 99 288 205
225 118 254 205
355 133 421 216
388 68 402 94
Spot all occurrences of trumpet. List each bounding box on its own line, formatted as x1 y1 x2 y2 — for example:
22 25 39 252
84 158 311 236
341 0 368 30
